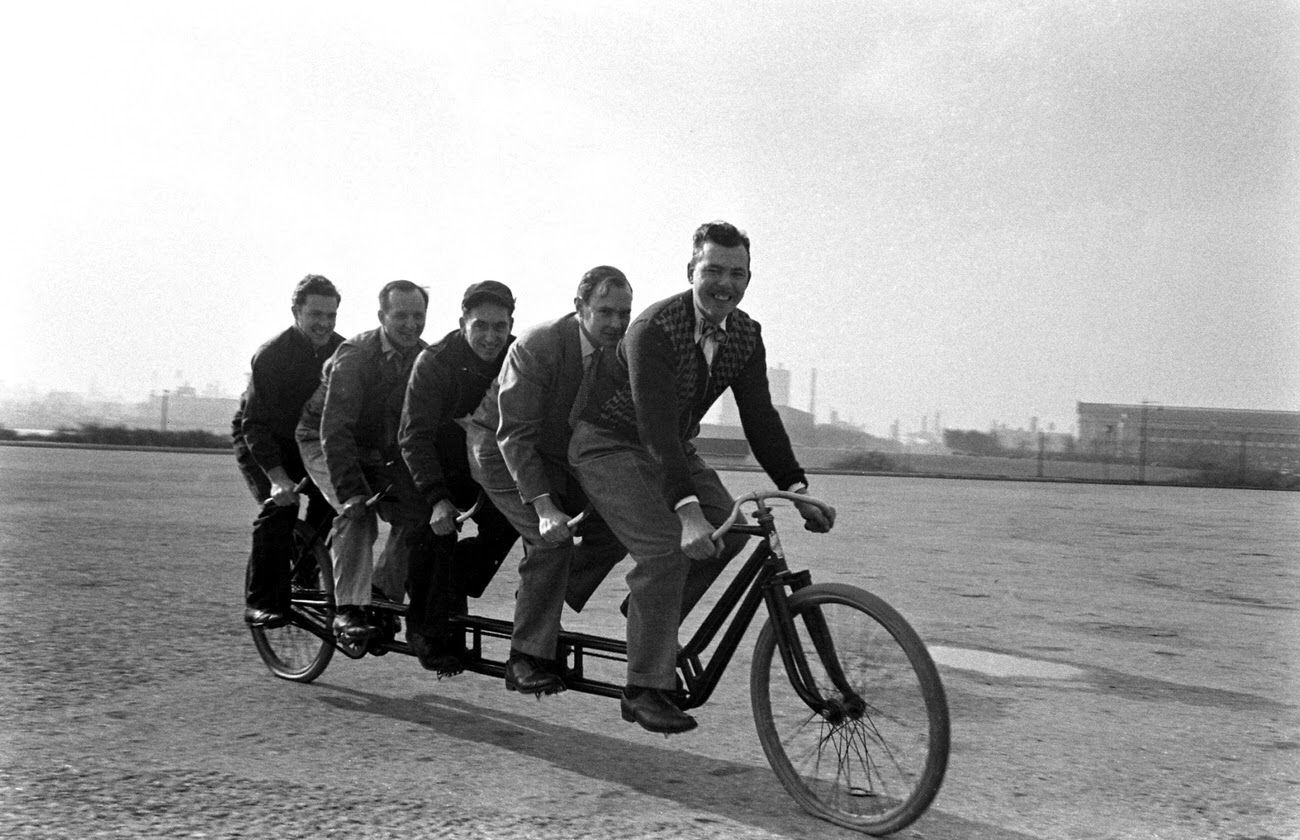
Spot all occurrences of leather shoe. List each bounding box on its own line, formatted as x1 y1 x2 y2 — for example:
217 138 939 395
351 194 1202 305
505 652 565 696
621 686 697 734
332 606 380 640
244 606 289 628
407 630 465 676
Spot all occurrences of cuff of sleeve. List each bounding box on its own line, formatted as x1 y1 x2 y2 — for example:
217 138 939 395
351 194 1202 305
784 481 808 494
673 494 700 511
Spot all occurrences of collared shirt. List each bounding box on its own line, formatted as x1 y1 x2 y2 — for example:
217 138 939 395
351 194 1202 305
578 326 597 364
693 307 728 366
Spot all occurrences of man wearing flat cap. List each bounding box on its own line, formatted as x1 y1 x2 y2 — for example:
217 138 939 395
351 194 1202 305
399 280 521 674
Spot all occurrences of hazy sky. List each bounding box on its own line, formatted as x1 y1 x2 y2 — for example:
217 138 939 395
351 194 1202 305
3 1 1296 435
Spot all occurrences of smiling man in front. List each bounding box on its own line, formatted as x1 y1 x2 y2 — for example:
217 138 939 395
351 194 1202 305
569 220 835 734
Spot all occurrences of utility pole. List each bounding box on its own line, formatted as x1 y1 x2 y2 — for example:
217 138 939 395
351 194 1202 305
1138 400 1148 484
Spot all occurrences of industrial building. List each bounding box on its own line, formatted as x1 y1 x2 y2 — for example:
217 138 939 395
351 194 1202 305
1076 403 1300 471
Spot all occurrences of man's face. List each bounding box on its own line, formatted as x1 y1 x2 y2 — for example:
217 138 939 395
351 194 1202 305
460 302 513 361
576 284 633 350
379 289 427 350
689 241 750 324
292 294 339 348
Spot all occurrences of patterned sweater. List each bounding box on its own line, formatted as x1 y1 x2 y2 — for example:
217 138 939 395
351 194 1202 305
582 290 805 506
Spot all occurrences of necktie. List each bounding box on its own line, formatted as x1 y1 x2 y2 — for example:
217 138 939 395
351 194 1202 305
568 346 602 428
699 321 727 366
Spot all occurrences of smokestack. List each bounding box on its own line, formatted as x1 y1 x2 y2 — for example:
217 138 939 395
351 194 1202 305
808 368 817 421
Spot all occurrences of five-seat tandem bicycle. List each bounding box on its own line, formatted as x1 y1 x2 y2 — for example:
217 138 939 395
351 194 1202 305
248 490 950 836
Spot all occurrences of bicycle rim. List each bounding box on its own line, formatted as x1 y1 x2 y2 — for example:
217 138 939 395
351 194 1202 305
751 583 949 835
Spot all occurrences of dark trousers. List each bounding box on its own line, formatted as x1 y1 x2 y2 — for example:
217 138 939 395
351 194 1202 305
405 474 519 639
236 444 334 610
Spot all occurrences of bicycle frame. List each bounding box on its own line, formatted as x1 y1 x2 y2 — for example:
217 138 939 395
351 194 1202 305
281 493 852 717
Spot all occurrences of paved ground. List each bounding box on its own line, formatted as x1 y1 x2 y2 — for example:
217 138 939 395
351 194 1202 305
1 447 1297 838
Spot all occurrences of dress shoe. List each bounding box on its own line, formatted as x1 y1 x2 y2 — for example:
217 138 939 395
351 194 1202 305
244 606 289 629
505 652 565 696
407 630 465 676
332 605 380 640
621 686 697 734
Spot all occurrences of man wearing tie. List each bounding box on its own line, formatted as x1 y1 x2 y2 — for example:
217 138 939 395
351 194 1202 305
465 266 632 695
569 221 835 734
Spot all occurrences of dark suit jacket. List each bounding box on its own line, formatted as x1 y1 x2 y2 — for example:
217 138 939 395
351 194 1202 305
469 312 587 504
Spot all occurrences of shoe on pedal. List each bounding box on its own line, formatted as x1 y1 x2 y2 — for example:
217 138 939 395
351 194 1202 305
505 651 565 696
332 605 380 640
621 686 697 734
244 606 289 628
408 630 465 676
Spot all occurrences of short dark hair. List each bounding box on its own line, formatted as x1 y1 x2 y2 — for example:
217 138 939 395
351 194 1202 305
687 220 751 276
378 280 429 311
291 274 341 309
576 265 632 304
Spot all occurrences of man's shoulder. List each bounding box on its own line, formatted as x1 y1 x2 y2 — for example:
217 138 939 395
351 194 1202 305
418 328 467 367
252 326 304 361
339 328 382 352
515 313 577 355
627 291 692 345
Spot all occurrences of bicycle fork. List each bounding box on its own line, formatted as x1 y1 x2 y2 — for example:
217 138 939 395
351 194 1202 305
763 571 865 720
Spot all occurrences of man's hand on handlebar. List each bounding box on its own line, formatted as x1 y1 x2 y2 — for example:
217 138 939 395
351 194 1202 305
429 498 461 536
264 469 302 507
792 487 836 533
531 495 574 544
340 494 370 520
677 502 720 560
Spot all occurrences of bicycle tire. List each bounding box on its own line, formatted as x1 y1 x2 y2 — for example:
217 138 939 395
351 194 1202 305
750 582 949 835
249 522 334 683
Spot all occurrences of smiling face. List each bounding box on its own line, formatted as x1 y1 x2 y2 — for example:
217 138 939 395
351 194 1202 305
576 283 633 350
689 241 750 324
293 293 339 348
460 302 513 361
378 288 427 350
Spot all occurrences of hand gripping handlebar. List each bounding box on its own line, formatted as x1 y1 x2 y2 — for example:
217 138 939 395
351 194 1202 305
709 490 834 541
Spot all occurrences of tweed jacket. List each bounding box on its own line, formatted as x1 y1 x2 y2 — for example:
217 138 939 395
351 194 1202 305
583 290 805 506
296 327 426 504
467 312 588 504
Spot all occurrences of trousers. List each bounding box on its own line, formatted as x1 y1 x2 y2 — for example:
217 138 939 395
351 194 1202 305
299 439 426 606
467 429 627 662
405 470 519 639
235 443 335 607
567 421 747 689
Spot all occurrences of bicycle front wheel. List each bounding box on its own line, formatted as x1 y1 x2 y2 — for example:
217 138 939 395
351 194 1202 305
249 522 334 683
750 582 949 835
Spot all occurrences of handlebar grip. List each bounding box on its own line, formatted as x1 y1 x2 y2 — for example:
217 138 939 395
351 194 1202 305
710 490 834 541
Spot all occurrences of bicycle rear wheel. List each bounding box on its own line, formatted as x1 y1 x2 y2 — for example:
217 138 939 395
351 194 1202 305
249 522 334 683
750 582 949 835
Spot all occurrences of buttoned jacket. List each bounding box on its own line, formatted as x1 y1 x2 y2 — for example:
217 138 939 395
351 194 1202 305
469 312 586 504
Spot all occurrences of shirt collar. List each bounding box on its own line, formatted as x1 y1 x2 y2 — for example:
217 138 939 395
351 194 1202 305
379 327 421 360
693 307 728 343
577 325 598 359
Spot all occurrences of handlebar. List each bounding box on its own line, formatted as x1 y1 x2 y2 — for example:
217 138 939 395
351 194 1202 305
455 496 481 524
262 477 312 508
710 490 834 541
